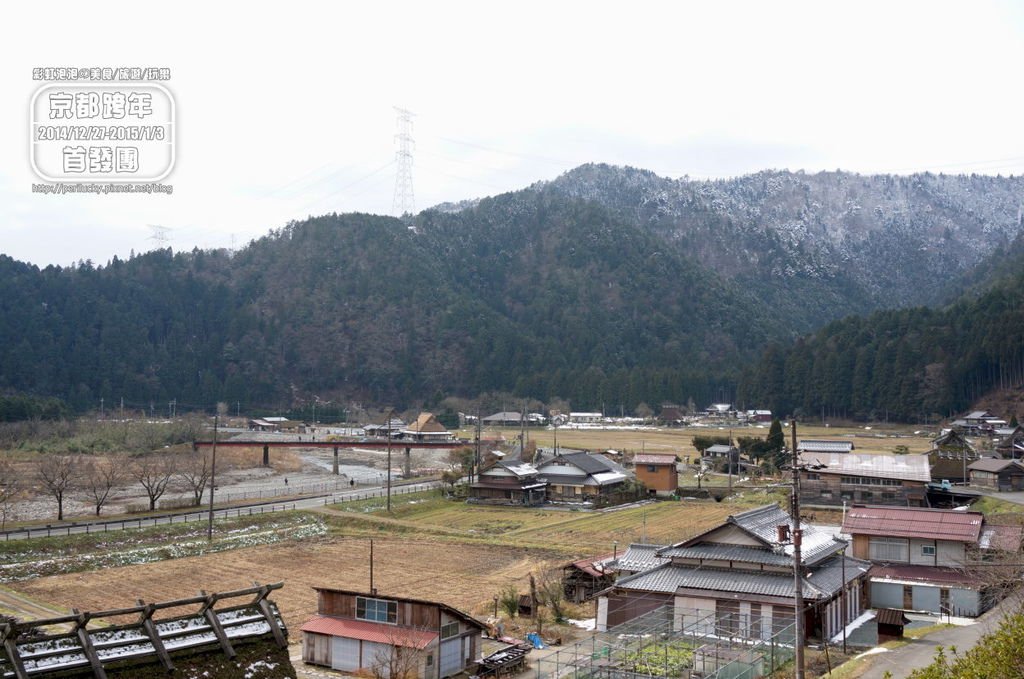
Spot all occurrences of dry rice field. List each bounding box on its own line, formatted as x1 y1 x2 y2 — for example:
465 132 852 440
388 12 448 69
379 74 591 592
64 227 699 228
8 497 750 632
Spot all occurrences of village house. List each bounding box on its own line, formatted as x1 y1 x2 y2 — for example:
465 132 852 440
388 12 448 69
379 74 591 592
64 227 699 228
927 429 979 483
744 409 773 423
568 412 603 424
596 504 870 645
841 506 1008 617
797 452 931 507
468 460 546 506
614 543 670 576
481 411 524 427
632 453 679 496
968 457 1024 491
363 417 405 438
994 424 1024 458
563 553 617 602
534 451 629 501
658 404 686 425
401 412 454 442
301 588 485 678
951 410 1006 435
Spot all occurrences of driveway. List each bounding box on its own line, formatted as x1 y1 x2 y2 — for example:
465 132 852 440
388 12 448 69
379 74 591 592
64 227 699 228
854 596 1017 678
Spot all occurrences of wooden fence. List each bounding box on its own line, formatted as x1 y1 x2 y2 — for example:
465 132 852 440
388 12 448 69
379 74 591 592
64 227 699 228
0 582 286 679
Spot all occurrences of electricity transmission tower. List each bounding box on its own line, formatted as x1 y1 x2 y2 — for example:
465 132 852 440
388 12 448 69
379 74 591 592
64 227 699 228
392 107 415 217
147 224 172 247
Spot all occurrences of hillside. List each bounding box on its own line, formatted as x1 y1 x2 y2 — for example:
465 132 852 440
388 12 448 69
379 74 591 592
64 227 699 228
2 164 1023 414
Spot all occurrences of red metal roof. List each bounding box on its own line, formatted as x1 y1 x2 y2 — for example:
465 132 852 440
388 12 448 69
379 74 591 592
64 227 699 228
633 454 677 465
300 616 437 648
567 553 616 577
869 564 983 588
841 506 983 543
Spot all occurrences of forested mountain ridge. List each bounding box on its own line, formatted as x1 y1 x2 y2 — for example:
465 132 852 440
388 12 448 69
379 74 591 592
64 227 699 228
525 164 1024 331
738 267 1024 423
2 164 1023 416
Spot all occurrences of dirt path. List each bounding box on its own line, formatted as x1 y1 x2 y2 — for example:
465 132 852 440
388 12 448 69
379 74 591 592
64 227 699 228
0 585 73 631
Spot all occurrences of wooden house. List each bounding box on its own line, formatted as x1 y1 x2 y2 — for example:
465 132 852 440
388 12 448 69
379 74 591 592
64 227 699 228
301 588 485 678
468 461 546 506
632 453 678 496
596 504 870 644
994 425 1024 458
402 413 453 442
563 553 616 602
535 451 628 501
842 506 996 617
969 458 1024 491
927 429 979 483
797 452 930 507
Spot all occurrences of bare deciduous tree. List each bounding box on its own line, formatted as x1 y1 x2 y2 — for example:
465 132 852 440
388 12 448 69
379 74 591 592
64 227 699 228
82 456 125 516
370 626 431 679
133 454 178 511
0 455 23 530
177 452 212 506
36 455 79 521
537 567 569 624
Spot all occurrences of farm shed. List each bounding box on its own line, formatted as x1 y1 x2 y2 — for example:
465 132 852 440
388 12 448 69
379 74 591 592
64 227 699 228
968 458 1024 491
301 588 485 679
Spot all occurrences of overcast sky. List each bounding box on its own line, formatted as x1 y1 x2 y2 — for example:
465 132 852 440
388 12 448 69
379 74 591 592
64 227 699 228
3 0 1024 266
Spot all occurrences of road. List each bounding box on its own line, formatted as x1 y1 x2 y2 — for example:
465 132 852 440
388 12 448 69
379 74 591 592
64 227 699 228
855 595 1017 678
0 480 441 541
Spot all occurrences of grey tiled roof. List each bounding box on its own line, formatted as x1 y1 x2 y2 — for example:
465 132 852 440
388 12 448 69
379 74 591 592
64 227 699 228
616 554 868 601
727 504 846 566
806 556 872 595
616 544 669 572
659 544 793 567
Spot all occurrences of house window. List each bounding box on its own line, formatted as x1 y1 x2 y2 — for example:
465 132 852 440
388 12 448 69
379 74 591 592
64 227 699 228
805 473 821 480
356 596 397 624
940 589 950 614
426 654 434 666
841 490 854 501
441 622 459 639
860 491 873 500
647 465 657 473
922 545 936 557
869 536 909 562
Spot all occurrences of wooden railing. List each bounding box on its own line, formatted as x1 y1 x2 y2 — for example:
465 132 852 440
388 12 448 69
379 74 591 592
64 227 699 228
0 582 286 679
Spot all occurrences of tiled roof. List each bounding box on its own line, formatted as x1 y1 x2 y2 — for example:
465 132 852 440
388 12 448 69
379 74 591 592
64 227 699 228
614 554 865 601
729 504 846 566
659 544 792 567
799 452 931 482
616 544 669 572
841 506 983 543
300 617 437 648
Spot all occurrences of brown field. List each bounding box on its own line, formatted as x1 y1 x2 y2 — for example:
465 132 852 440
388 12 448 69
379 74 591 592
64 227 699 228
463 423 937 456
13 535 564 630
8 496 760 632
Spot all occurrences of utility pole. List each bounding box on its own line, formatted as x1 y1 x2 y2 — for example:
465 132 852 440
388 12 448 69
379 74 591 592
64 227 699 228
385 408 394 512
791 419 806 679
474 411 482 484
392 107 415 218
207 414 219 542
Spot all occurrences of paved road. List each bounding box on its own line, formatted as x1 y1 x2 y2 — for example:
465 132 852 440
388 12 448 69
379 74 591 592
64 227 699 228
0 480 441 541
855 595 1017 678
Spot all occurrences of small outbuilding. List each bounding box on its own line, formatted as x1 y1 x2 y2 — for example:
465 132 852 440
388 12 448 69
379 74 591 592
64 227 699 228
969 458 1024 491
876 608 911 642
